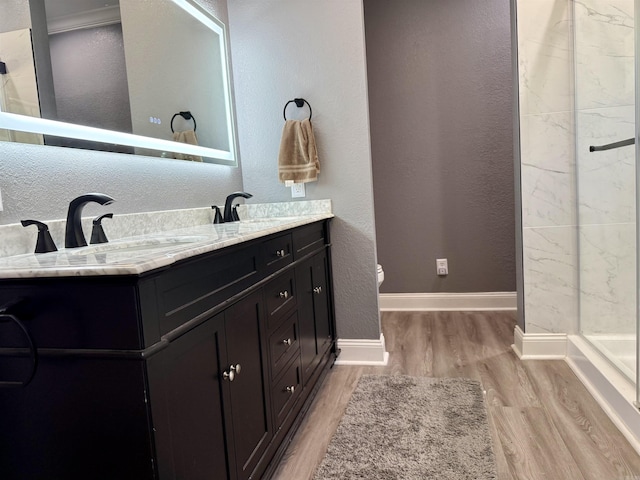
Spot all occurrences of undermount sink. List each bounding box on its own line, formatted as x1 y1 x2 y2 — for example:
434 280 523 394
66 235 210 256
239 217 299 224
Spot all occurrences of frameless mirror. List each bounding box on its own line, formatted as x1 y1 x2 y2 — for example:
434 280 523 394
0 0 238 166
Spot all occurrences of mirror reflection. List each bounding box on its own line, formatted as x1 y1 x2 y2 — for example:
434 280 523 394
0 0 238 165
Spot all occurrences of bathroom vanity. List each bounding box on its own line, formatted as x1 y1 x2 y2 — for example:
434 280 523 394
0 215 336 479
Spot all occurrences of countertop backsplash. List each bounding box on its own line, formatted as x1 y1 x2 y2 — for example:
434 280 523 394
0 200 332 259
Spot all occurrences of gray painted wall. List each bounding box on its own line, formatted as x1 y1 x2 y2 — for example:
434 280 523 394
49 24 131 133
365 0 516 293
0 0 243 225
228 0 381 340
28 0 57 121
2 0 32 32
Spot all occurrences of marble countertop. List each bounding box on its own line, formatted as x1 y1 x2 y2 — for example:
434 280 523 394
0 214 333 279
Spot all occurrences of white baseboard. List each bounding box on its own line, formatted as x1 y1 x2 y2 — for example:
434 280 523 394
379 292 516 312
512 325 567 359
334 334 389 366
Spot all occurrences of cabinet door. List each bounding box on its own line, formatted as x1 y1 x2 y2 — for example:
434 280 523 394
310 250 332 355
224 290 273 480
296 249 333 385
147 313 232 480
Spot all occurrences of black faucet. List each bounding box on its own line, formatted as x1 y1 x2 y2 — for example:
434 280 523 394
223 191 252 222
65 193 115 248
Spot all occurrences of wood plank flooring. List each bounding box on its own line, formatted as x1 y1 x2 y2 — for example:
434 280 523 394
272 311 640 480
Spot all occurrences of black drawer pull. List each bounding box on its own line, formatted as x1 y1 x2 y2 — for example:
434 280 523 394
0 314 38 388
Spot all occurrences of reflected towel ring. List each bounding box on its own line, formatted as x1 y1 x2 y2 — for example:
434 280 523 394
171 111 197 132
283 98 312 121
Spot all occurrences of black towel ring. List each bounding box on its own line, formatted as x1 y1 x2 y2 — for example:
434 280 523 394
283 98 312 121
171 111 197 133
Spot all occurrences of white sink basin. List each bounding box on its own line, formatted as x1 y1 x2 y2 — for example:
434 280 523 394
66 235 210 256
238 217 299 224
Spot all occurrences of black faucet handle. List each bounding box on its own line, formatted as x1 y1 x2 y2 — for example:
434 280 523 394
211 206 223 224
21 219 58 253
90 213 113 244
231 204 240 222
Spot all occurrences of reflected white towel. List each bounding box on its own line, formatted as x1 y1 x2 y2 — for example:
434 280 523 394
172 130 203 162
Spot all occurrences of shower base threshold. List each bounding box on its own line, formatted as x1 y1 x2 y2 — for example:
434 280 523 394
567 335 640 455
582 333 636 382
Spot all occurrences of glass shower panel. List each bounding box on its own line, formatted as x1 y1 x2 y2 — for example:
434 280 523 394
576 0 637 382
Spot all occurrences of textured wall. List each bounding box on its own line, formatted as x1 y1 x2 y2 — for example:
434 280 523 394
0 0 244 226
365 0 515 293
49 24 132 134
0 141 242 224
1 0 31 32
228 0 381 340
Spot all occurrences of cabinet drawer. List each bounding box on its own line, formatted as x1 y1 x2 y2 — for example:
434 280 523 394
271 356 302 430
264 271 296 331
261 233 293 275
154 243 260 337
269 311 299 379
292 221 326 260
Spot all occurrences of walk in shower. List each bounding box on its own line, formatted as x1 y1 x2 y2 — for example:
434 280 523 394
575 0 638 400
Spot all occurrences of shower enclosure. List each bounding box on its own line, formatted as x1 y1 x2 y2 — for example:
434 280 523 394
575 0 638 399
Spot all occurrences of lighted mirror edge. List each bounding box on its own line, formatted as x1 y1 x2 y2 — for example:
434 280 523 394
0 112 236 163
180 0 239 164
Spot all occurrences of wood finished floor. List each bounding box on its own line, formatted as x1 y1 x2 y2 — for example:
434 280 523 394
272 311 640 480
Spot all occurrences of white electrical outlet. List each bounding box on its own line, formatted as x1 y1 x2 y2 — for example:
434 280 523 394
436 258 448 276
291 182 306 198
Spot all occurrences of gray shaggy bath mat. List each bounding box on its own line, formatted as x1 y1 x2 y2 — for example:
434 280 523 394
313 375 497 480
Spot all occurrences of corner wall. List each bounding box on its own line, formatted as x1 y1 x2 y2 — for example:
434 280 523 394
227 0 381 340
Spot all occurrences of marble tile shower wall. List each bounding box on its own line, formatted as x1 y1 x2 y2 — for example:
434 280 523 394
517 0 578 334
574 0 636 334
518 0 636 335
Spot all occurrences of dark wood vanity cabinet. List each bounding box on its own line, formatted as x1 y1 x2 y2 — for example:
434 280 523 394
148 290 272 480
0 219 336 480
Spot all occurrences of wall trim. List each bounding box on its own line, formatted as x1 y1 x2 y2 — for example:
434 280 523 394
48 5 122 35
512 326 567 359
334 334 389 366
379 292 517 312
